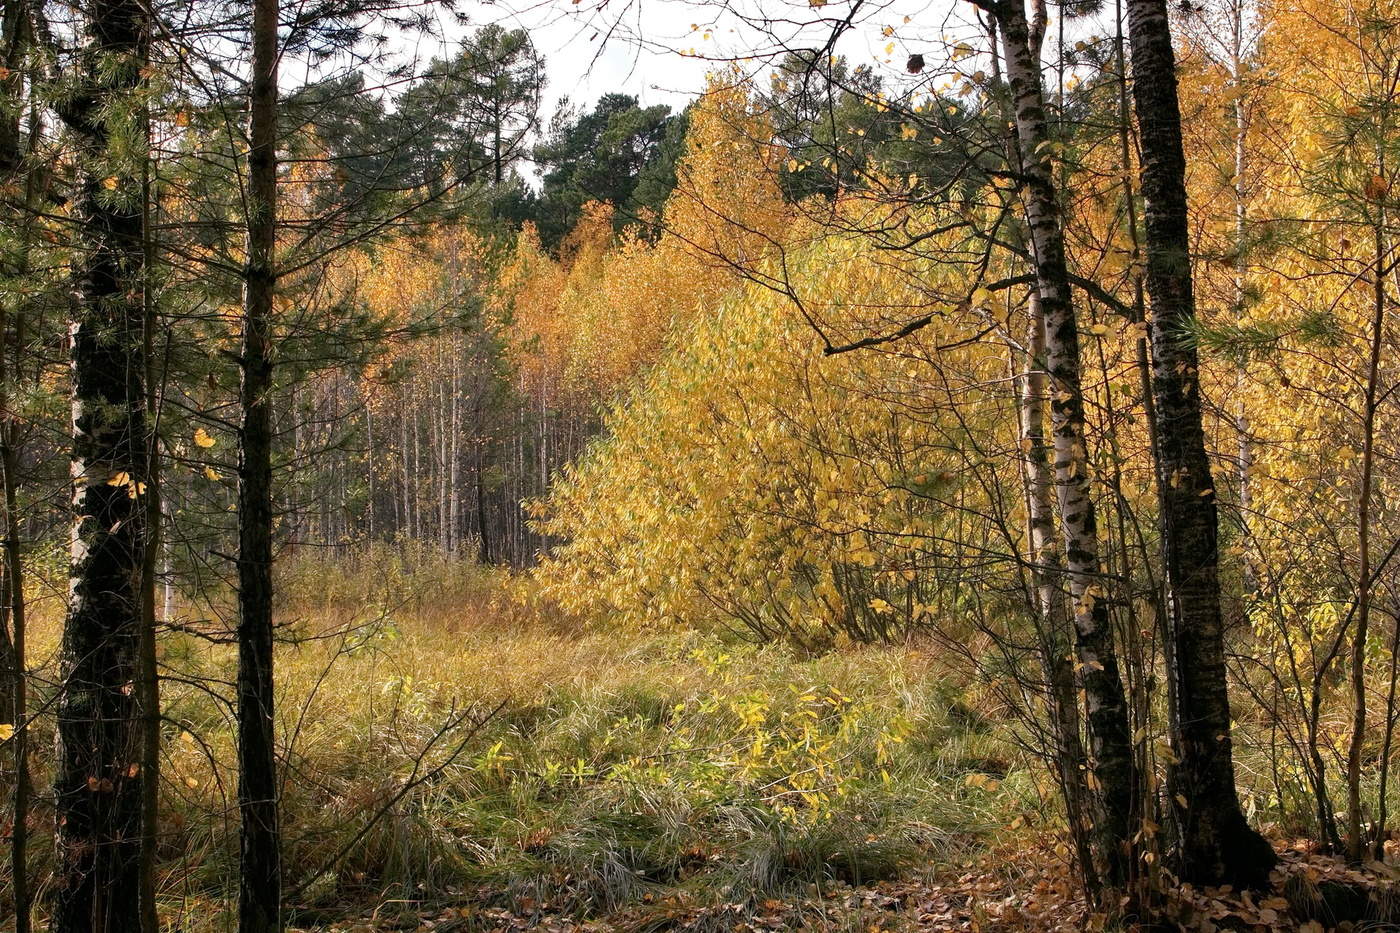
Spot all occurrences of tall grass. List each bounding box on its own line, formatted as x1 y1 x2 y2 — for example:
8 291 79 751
0 548 1039 929
15 546 1378 930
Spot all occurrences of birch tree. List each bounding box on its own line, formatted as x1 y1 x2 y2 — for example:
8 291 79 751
51 0 152 927
977 0 1141 888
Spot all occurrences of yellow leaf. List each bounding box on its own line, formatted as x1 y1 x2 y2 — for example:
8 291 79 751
204 466 220 481
0 723 13 741
193 428 216 448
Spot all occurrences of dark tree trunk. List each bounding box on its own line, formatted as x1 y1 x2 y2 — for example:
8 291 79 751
1347 191 1387 861
1124 0 1276 887
494 100 503 184
0 0 23 177
1 269 32 933
237 0 282 928
0 6 32 928
1 431 28 933
977 0 1138 889
137 108 163 933
51 0 151 927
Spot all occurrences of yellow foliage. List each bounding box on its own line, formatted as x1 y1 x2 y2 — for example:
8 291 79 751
531 228 1013 642
500 73 792 408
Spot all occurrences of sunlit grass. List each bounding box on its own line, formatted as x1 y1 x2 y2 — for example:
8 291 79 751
38 550 1037 929
17 549 1387 930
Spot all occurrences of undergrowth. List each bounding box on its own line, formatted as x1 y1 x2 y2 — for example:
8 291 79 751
4 548 1048 930
12 547 1373 931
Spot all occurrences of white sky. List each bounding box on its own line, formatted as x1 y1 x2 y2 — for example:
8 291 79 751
426 0 977 118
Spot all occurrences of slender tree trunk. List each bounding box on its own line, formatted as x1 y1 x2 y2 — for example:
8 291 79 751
52 0 151 927
979 0 1138 888
400 408 411 540
448 354 462 554
476 437 491 565
1379 606 1400 860
237 0 282 926
1 427 28 933
412 412 422 541
437 355 449 555
137 105 162 933
1124 0 1276 885
1347 198 1387 861
990 22 1095 885
161 509 175 624
366 407 376 540
1018 293 1099 893
1227 8 1256 593
494 99 504 184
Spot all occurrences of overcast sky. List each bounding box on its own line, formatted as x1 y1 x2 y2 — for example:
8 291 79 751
419 0 974 121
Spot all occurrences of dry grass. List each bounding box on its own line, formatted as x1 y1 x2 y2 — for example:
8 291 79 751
5 548 1043 930
7 547 1397 931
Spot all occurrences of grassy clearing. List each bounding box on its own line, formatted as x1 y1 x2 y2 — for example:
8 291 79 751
245 606 1043 926
17 549 1391 930
6 551 1051 930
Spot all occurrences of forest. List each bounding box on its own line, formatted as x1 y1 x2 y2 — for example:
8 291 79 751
0 0 1397 928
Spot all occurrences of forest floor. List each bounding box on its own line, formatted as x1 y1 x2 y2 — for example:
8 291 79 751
10 554 1398 931
302 839 1399 932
